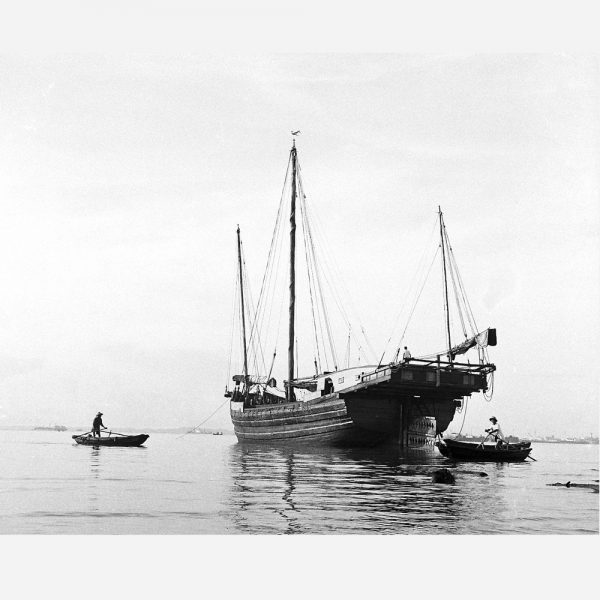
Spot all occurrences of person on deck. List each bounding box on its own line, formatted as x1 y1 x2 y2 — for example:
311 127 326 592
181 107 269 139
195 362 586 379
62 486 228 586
92 412 107 438
402 346 412 363
485 416 505 448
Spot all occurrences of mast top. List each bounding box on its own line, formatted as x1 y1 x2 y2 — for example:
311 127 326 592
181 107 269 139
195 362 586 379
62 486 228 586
291 130 301 148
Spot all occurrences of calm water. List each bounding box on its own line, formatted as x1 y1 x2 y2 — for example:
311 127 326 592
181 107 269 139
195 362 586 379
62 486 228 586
0 430 597 534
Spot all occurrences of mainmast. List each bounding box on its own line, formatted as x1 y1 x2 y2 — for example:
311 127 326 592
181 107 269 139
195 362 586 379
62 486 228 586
439 206 452 363
287 139 298 401
236 225 249 397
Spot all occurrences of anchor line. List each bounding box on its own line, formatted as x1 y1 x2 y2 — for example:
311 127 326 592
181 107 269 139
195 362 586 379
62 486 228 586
177 397 231 438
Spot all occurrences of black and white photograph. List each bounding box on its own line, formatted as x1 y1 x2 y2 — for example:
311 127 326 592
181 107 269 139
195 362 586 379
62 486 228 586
0 2 598 598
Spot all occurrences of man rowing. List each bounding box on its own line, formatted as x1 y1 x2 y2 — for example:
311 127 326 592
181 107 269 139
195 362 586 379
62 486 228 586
92 412 107 438
485 416 506 448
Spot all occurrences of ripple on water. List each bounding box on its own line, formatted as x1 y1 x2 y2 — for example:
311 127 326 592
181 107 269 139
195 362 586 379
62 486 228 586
0 432 597 534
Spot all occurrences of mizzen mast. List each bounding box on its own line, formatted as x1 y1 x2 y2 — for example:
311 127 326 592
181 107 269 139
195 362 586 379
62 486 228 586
439 206 453 364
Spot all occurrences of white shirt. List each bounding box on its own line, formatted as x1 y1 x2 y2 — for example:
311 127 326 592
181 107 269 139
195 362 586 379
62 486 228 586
489 421 504 438
403 349 411 360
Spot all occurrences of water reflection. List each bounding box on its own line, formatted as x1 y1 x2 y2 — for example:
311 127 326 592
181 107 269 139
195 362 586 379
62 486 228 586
84 446 102 516
227 443 510 534
90 447 102 478
83 444 150 523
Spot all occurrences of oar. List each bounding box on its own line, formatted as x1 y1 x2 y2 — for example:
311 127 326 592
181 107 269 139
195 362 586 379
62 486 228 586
526 454 537 461
72 430 93 438
478 433 491 449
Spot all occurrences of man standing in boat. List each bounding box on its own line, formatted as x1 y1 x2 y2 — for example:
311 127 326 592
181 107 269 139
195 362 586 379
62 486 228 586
485 416 505 447
402 346 412 363
92 412 107 438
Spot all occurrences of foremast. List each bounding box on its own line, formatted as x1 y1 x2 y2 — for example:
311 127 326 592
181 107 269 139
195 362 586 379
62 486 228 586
236 225 249 399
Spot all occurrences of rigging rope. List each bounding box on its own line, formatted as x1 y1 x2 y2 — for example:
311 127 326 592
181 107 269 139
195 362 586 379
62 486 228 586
300 191 323 374
382 216 439 364
241 245 268 377
392 245 441 362
176 397 231 438
297 170 339 370
456 397 469 436
441 214 479 337
226 265 239 389
297 160 377 364
445 226 469 339
448 241 479 334
483 367 494 402
245 154 292 377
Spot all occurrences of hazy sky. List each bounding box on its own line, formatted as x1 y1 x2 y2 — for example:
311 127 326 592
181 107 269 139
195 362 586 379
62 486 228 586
0 54 598 436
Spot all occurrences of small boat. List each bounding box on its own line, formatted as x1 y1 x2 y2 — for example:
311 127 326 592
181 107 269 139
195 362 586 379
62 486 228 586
436 438 532 462
72 433 149 447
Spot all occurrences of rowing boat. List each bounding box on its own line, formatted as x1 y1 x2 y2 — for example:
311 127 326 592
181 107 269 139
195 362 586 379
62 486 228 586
436 438 532 461
72 433 149 447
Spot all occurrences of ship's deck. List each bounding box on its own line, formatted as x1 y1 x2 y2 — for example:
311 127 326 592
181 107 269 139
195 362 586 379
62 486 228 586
339 358 495 401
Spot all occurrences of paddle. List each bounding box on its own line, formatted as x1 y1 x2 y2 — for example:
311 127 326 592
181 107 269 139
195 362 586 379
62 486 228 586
76 428 136 438
478 433 492 449
72 430 93 439
73 427 127 439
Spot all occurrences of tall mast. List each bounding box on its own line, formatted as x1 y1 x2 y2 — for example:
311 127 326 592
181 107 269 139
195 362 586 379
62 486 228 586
236 225 249 395
439 206 452 362
287 140 298 401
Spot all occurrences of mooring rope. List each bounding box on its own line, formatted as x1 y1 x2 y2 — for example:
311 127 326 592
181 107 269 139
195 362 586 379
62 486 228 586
176 397 231 439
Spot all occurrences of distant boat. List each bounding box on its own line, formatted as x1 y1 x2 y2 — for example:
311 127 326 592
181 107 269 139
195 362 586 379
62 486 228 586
34 425 67 432
436 438 532 462
72 433 149 447
212 431 223 436
226 138 497 447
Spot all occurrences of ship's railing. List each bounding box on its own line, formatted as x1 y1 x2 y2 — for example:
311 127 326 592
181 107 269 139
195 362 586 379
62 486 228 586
403 357 496 374
357 357 495 390
361 367 392 384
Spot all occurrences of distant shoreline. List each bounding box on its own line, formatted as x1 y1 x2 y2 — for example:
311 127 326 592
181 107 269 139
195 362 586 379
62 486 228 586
449 434 598 445
0 425 595 443
0 425 235 435
528 439 599 445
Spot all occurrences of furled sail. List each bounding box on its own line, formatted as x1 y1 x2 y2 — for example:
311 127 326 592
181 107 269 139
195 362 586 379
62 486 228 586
449 328 497 358
232 374 277 387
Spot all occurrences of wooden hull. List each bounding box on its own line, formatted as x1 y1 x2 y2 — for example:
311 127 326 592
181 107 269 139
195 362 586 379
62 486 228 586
72 434 149 447
231 394 440 447
436 439 532 462
231 395 384 446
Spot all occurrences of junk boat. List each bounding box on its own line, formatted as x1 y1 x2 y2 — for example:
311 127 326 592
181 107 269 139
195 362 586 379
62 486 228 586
72 433 149 447
436 438 532 462
226 135 497 447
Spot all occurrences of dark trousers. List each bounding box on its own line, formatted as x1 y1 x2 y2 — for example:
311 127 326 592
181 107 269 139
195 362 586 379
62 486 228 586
93 427 101 437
